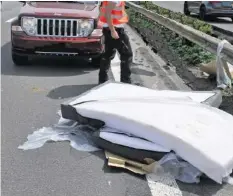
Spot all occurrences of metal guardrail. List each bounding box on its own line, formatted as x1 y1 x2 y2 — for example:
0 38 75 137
126 2 233 65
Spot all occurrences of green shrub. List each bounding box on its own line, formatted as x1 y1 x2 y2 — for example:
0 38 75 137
138 1 213 35
127 8 215 65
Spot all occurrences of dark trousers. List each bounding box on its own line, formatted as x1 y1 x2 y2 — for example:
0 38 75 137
99 27 133 84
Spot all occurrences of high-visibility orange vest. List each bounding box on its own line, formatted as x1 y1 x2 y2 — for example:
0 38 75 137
99 1 129 26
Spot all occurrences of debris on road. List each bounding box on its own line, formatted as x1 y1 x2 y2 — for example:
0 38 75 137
105 151 156 175
200 40 233 89
105 151 202 184
18 120 100 152
216 40 233 89
158 153 202 184
19 82 233 185
200 60 233 79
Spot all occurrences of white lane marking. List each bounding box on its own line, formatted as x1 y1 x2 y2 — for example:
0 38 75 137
6 16 17 23
111 53 121 82
147 172 183 196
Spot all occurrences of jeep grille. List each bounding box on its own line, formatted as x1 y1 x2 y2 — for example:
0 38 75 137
36 18 92 37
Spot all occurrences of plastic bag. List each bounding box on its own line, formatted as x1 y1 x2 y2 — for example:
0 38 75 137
18 119 100 152
216 40 232 89
223 176 233 185
159 153 202 184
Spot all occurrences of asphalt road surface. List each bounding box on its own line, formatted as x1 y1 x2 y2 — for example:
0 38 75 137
1 2 150 196
153 1 233 33
1 2 233 196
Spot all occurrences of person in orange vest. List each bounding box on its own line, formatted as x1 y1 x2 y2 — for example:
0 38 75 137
98 1 132 84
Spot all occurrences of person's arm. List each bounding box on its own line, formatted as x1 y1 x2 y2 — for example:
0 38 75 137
97 3 101 21
105 1 119 39
105 2 116 33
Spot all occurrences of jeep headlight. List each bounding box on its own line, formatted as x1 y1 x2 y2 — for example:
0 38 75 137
79 19 94 37
22 17 37 36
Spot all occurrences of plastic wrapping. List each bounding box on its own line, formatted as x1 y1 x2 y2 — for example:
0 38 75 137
18 119 100 152
216 40 233 89
223 176 233 185
159 153 202 184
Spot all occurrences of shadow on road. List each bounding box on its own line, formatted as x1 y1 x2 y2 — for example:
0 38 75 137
1 42 96 77
47 84 97 99
131 67 156 77
208 17 232 24
190 14 232 24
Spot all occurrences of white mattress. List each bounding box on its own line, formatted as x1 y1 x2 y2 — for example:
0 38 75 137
68 82 221 107
64 82 233 183
100 128 170 152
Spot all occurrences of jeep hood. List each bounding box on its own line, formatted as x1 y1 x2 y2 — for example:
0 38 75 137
20 2 99 18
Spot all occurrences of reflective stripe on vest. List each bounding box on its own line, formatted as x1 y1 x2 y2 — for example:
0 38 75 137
99 1 128 25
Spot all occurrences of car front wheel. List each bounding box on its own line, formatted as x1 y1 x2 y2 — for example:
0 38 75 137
12 52 29 66
184 2 190 16
199 5 207 21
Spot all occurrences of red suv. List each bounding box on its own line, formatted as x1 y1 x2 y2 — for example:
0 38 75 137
11 1 104 66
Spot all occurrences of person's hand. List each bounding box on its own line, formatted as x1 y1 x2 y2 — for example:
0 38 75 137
111 30 119 39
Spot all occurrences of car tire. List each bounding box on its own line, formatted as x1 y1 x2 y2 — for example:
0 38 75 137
184 2 190 16
231 17 233 22
12 52 29 66
91 56 101 68
199 5 206 21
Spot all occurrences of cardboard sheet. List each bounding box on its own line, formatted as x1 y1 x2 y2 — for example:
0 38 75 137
200 60 233 78
105 151 156 175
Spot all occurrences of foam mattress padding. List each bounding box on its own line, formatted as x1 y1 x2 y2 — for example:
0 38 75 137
61 82 222 123
100 128 170 152
63 82 222 108
61 104 104 129
60 82 232 183
93 132 167 163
